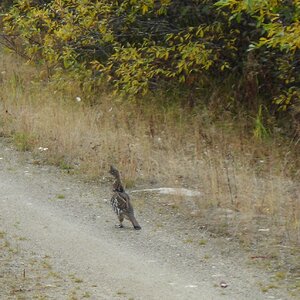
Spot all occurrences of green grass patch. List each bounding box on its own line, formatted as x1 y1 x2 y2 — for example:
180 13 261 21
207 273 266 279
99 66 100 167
13 132 35 151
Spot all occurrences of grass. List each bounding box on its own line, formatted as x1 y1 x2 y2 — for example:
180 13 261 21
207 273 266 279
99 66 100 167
69 274 83 284
41 260 52 270
184 238 193 244
0 231 6 239
82 291 91 298
116 291 127 296
199 239 207 246
0 50 299 277
274 271 287 281
260 283 279 293
0 229 93 299
73 278 83 284
13 132 35 151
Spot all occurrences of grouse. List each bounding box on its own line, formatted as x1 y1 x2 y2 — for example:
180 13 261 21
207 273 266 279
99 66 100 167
109 165 141 230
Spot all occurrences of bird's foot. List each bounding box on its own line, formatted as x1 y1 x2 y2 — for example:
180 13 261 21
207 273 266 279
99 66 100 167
115 224 124 228
134 225 142 230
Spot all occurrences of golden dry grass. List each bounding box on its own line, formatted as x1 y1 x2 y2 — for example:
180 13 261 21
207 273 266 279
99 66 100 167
0 51 299 265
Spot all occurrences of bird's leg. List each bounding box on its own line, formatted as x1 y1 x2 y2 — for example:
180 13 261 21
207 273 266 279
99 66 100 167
116 215 124 228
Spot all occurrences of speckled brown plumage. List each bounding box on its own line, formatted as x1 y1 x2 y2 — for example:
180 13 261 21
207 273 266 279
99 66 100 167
109 166 141 230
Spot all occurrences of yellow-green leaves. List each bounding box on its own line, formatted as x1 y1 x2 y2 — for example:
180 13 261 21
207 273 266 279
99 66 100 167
2 0 299 114
216 0 300 112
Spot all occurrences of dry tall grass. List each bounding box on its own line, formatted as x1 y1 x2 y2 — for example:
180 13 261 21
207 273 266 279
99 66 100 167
0 51 299 276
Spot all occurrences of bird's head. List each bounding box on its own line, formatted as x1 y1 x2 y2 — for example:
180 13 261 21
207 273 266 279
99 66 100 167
109 165 120 177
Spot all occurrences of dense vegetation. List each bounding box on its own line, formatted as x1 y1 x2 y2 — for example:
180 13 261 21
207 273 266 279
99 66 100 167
1 0 299 135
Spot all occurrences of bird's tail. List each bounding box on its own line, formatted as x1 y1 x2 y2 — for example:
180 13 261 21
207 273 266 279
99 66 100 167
128 214 141 230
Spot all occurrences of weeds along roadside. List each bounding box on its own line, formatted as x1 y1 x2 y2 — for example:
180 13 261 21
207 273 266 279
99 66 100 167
0 51 299 278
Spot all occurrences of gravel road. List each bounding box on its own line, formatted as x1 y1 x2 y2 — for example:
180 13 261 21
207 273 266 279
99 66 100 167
0 138 293 299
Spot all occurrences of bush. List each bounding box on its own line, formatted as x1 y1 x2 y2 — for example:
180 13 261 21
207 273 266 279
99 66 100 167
1 0 299 134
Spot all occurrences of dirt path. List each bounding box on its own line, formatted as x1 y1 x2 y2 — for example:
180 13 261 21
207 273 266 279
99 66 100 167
0 139 294 299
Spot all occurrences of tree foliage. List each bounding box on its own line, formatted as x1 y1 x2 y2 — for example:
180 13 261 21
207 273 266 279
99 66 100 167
1 0 299 122
216 0 300 111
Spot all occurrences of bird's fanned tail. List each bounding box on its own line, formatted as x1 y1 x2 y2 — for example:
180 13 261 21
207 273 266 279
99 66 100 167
128 214 141 230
